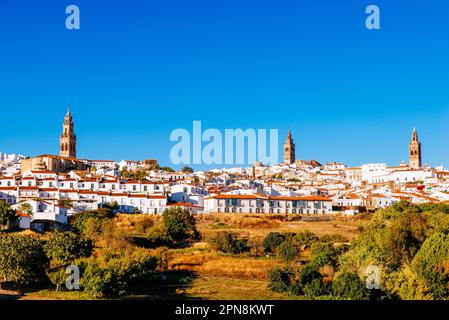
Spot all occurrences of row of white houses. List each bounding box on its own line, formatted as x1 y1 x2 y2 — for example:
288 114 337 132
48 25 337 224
204 193 333 214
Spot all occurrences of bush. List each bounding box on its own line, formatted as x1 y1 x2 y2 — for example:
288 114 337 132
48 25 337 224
83 218 131 250
79 250 157 298
267 266 294 293
332 272 370 300
411 232 449 299
263 232 286 253
162 207 199 241
44 231 93 263
290 264 323 295
277 240 300 264
310 242 341 269
132 227 172 248
210 232 249 254
295 230 319 248
0 235 49 287
134 216 155 234
319 234 348 244
72 208 114 232
0 200 18 226
303 278 331 298
44 231 93 291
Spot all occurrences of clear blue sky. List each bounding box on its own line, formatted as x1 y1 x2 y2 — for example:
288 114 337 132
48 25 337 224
0 0 448 170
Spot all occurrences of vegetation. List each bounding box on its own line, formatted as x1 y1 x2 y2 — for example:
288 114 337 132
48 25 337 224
209 232 250 254
263 232 286 253
3 201 449 300
0 200 18 226
181 166 194 173
0 235 48 287
162 207 199 242
78 250 158 298
17 202 33 216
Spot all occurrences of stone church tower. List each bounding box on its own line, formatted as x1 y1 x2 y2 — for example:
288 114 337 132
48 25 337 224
409 127 422 169
284 129 296 164
60 109 77 158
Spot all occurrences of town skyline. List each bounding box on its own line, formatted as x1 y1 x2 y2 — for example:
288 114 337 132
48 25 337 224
1 1 448 169
0 110 446 171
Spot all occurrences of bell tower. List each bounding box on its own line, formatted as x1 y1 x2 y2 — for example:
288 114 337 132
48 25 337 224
284 129 296 165
409 127 422 169
60 108 77 158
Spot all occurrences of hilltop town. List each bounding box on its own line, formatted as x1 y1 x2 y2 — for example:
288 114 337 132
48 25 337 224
1 110 448 231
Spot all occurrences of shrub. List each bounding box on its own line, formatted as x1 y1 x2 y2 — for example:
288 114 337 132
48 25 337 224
310 242 341 269
162 207 199 241
44 231 93 291
132 227 172 248
319 234 348 244
267 266 294 293
263 232 286 253
0 235 49 287
276 240 300 264
83 218 131 250
79 250 157 298
303 278 331 298
332 272 370 300
290 264 323 296
134 216 154 234
44 231 93 263
0 200 18 226
72 208 114 232
411 232 449 299
210 232 249 254
295 230 319 248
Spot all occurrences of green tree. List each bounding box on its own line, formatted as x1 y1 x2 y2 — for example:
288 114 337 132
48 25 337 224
162 207 199 241
332 272 370 300
411 232 449 299
303 278 331 298
290 264 323 296
277 240 300 264
0 200 18 226
267 266 294 293
79 250 157 298
210 232 249 254
0 235 49 288
181 166 194 173
295 230 319 248
263 232 286 253
310 242 342 269
71 208 114 232
17 202 33 216
161 166 175 173
58 198 74 209
44 231 93 263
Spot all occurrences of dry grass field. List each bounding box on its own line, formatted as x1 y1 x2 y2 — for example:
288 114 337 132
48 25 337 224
165 213 361 299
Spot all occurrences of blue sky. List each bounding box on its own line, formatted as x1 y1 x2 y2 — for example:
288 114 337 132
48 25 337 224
0 0 448 170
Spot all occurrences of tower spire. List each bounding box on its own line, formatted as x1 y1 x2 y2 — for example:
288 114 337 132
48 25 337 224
409 127 422 169
284 129 296 165
60 109 77 158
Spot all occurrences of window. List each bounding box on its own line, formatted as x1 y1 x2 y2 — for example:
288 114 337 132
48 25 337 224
133 185 137 191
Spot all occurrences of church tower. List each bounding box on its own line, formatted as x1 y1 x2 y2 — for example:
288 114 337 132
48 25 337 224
60 109 77 158
409 127 422 169
284 129 296 165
